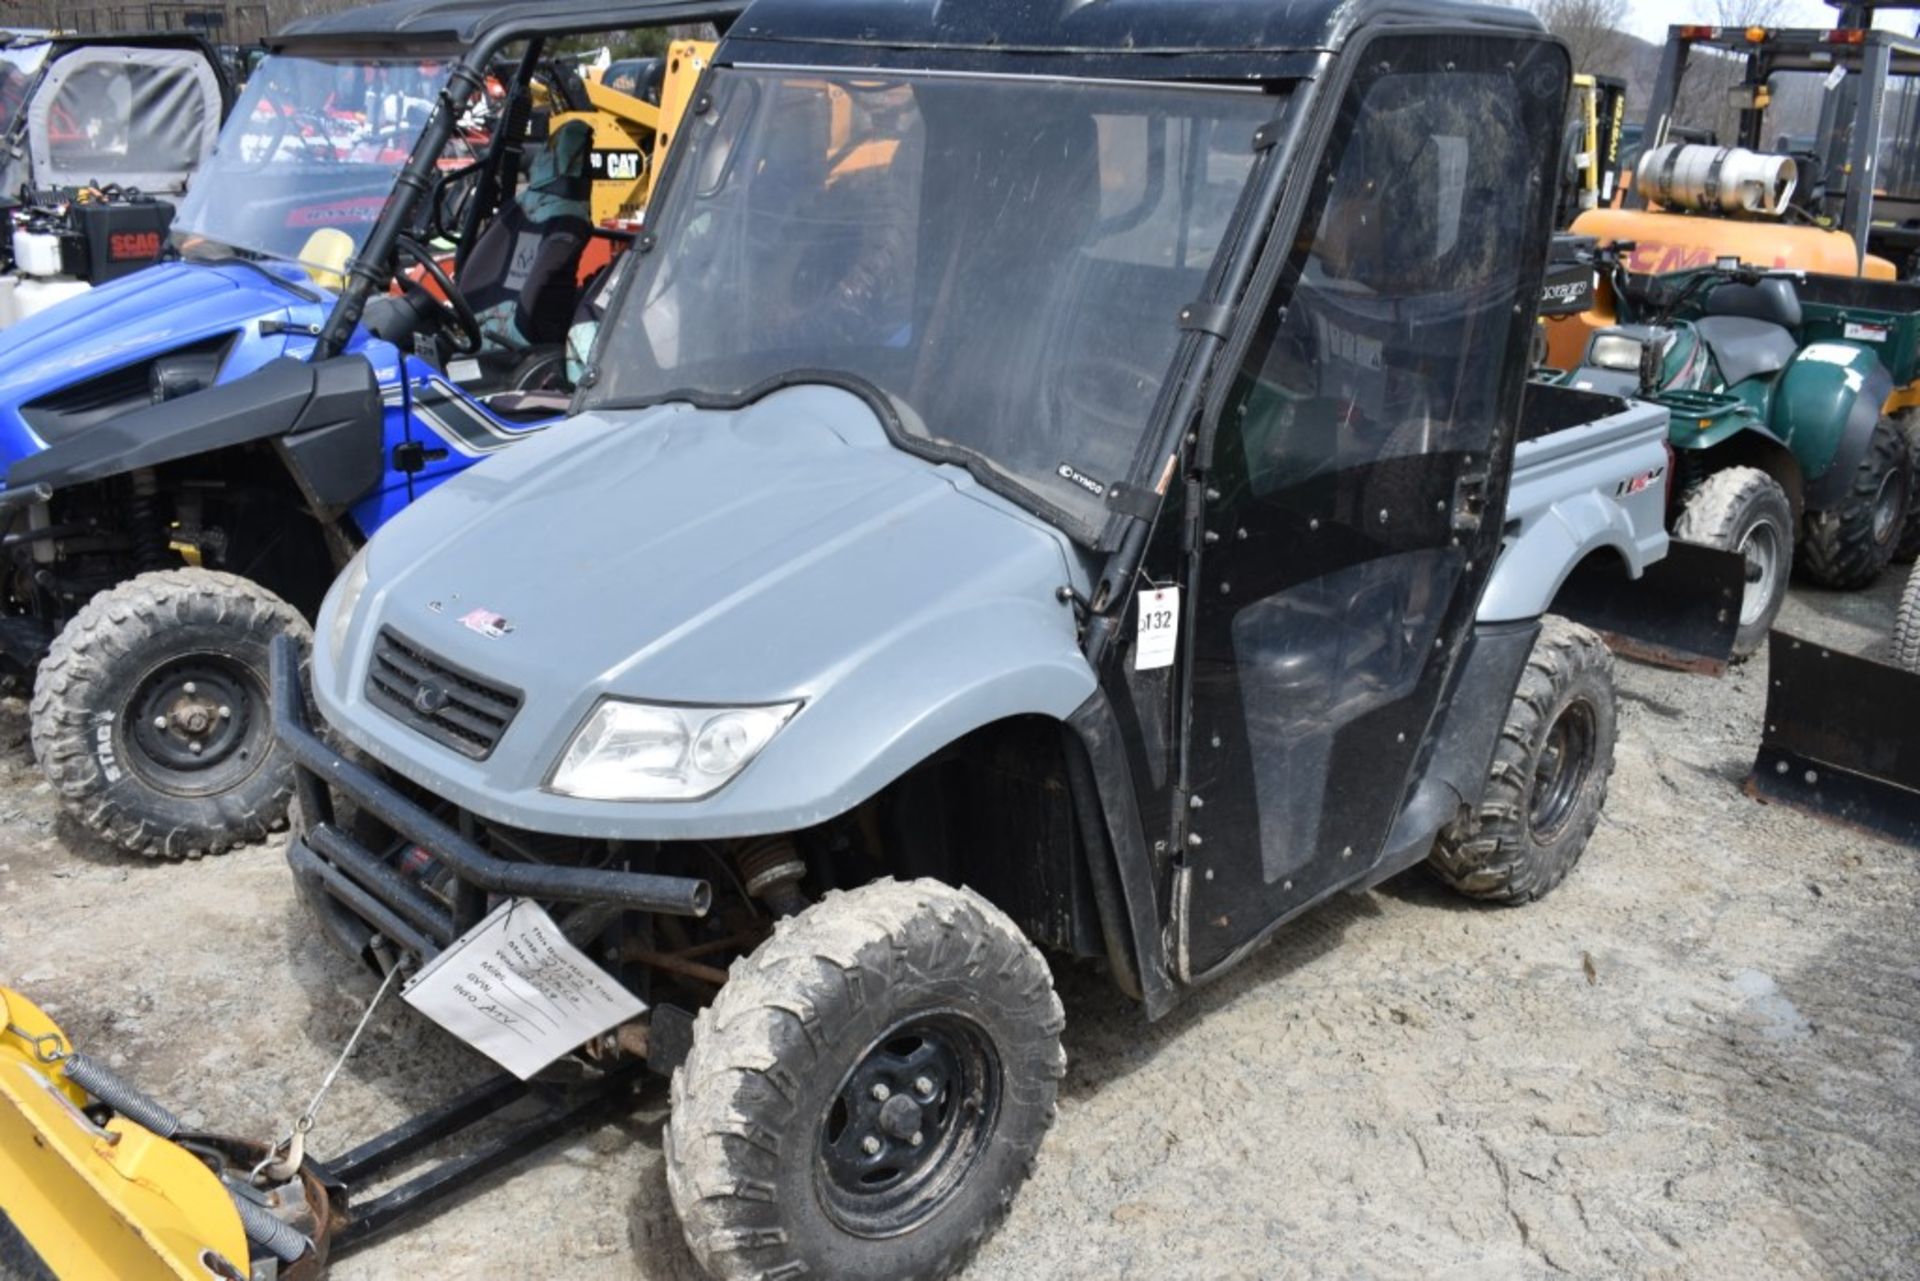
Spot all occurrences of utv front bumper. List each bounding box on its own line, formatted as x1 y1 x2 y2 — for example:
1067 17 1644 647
270 635 713 966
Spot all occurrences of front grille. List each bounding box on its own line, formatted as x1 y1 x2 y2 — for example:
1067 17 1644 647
365 627 521 760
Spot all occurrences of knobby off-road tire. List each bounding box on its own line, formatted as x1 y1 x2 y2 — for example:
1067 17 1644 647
1800 416 1911 589
30 569 311 859
1894 563 1920 675
1894 411 1920 564
1429 616 1617 903
1672 465 1793 660
667 878 1065 1281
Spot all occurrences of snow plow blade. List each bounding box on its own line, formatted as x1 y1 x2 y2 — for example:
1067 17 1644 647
0 988 269 1281
1553 538 1743 675
1744 631 1920 847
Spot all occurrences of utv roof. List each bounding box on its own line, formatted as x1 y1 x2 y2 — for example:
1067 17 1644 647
276 0 742 53
719 0 1545 80
725 0 1543 59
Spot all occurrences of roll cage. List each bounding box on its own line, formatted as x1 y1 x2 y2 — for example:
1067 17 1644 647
261 0 744 360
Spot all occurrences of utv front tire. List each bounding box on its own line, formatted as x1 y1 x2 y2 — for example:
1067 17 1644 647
30 569 311 858
1672 466 1793 659
1894 563 1920 675
667 879 1065 1281
1800 416 1911 589
1429 616 1617 903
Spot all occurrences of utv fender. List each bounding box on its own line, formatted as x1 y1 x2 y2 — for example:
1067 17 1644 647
1770 344 1894 509
318 585 1099 841
1065 689 1179 1021
1477 489 1662 622
7 356 382 506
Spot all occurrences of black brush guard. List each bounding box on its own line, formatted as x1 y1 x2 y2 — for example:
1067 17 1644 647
266 634 714 1252
1744 630 1920 847
269 634 712 965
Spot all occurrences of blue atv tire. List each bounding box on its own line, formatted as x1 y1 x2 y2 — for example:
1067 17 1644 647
29 568 311 859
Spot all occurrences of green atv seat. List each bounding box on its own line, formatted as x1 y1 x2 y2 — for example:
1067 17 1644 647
1695 279 1801 386
1704 276 1803 329
1693 316 1798 386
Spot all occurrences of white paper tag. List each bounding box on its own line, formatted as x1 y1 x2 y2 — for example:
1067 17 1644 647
402 899 645 1080
1843 321 1889 343
1135 586 1180 671
1825 64 1846 90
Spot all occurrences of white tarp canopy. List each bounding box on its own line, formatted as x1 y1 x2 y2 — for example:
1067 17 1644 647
26 44 222 193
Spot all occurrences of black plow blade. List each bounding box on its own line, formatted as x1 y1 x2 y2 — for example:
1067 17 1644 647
1744 630 1920 847
1555 539 1743 676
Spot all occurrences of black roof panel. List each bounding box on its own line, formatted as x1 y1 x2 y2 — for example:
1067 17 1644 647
278 0 742 50
726 0 1542 58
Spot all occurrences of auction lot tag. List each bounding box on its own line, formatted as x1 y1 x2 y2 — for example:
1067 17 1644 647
1135 586 1180 671
403 899 644 1079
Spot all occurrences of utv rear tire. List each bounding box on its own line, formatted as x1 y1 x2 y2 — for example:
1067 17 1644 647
667 878 1065 1281
1896 412 1920 565
1429 616 1617 903
30 569 310 859
1672 466 1793 659
1800 416 1911 589
1895 563 1920 675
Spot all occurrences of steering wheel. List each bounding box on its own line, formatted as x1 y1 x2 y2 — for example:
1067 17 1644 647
425 159 483 244
394 236 483 356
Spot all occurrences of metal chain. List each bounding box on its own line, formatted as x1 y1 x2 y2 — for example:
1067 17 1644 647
252 965 400 1182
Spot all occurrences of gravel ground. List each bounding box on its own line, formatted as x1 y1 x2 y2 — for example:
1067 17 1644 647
1 575 1914 1280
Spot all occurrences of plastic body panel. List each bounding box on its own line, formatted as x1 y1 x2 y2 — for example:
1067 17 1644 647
313 386 1098 839
0 258 566 544
1479 392 1671 621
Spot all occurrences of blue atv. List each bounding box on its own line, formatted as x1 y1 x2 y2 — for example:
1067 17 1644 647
0 0 737 858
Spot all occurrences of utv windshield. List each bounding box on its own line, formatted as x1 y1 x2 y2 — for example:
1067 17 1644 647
587 67 1282 538
173 52 459 271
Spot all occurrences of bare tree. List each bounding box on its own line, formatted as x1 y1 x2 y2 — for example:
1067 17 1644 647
1532 0 1634 75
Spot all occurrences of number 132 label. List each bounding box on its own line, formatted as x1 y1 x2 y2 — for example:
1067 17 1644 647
1135 586 1180 671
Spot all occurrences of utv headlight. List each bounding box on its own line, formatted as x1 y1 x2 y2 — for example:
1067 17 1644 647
326 548 371 668
549 699 801 801
1588 331 1656 373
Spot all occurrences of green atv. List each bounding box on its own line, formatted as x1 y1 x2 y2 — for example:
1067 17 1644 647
1563 248 1916 654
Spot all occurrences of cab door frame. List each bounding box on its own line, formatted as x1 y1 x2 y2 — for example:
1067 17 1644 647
1161 25 1571 981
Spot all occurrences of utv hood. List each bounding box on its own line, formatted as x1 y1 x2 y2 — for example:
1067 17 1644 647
317 384 1097 838
0 262 295 410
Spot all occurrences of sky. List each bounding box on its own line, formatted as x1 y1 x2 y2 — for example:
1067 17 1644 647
1618 0 1917 42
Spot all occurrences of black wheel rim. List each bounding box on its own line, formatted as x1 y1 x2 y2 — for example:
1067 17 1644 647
123 653 271 797
814 1011 1001 1239
1529 699 1597 841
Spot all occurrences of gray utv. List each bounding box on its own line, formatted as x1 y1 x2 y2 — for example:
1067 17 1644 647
278 0 1595 1275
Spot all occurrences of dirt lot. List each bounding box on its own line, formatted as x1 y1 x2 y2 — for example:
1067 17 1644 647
2 575 1914 1280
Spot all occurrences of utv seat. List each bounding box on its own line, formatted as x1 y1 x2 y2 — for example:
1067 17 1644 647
1694 276 1801 386
463 119 595 350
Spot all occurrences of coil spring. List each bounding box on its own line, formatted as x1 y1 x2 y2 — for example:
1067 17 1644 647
229 1190 311 1264
126 468 168 571
61 1051 181 1138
